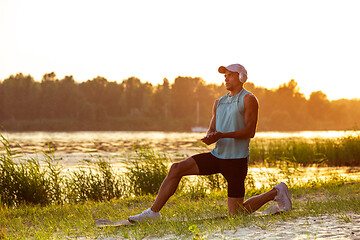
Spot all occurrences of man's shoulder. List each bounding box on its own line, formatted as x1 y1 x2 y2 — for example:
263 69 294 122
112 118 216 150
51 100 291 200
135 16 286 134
244 92 259 107
243 89 257 99
243 88 254 96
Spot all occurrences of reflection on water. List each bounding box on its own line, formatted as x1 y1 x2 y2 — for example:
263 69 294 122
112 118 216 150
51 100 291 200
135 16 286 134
3 130 359 153
256 130 360 139
1 131 209 167
1 130 359 167
1 131 359 187
2 131 207 154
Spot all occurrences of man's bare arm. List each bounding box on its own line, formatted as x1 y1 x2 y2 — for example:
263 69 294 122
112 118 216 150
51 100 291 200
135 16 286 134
207 99 218 135
201 100 218 145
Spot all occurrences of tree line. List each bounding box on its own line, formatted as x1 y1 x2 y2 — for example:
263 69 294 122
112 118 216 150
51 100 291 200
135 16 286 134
0 72 359 131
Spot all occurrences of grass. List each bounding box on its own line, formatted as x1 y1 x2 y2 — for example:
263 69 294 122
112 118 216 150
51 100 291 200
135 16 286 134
0 180 359 239
126 146 170 196
249 135 360 166
1 133 360 239
0 135 231 206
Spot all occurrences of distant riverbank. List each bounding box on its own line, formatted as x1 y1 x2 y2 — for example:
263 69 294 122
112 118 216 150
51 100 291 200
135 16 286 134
2 130 359 167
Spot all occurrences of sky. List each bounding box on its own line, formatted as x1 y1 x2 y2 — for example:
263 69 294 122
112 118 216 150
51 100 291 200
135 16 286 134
0 0 359 100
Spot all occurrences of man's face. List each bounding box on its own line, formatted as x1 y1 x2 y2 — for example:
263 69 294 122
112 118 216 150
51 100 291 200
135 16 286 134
224 70 241 91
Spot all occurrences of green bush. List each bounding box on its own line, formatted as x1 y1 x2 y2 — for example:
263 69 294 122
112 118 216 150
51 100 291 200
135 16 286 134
0 134 127 205
65 158 126 203
0 135 53 206
126 146 170 195
249 135 360 166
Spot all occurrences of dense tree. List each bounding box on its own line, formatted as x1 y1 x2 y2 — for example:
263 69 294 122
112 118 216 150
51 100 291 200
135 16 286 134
1 73 39 120
40 72 59 118
170 76 202 118
57 75 82 118
150 78 171 120
102 81 124 117
119 77 153 117
308 91 330 120
259 80 308 130
0 72 359 131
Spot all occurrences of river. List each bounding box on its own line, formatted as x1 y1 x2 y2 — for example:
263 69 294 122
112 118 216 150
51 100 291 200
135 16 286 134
1 130 358 165
1 130 359 185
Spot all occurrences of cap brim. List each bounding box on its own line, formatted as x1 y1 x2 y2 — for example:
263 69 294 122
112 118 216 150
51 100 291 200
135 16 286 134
218 66 227 73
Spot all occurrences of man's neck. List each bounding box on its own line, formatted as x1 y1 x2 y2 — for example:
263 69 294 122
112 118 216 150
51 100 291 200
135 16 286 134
229 86 244 97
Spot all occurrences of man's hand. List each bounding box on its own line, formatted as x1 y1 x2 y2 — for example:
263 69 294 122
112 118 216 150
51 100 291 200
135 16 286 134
201 131 223 145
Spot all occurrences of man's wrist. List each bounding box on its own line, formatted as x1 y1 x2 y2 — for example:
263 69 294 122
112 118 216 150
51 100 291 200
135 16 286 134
221 132 235 139
217 132 224 139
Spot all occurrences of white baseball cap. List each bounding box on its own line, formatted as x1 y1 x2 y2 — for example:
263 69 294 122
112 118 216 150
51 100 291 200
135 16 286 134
218 64 248 83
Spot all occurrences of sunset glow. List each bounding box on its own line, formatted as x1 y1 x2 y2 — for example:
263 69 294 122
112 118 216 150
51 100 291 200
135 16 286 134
1 0 360 100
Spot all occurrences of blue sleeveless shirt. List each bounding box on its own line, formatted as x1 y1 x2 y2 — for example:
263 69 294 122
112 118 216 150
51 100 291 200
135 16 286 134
211 88 252 159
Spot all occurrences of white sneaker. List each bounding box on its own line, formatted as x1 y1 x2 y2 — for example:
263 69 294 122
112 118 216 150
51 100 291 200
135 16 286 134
128 208 161 223
263 204 280 215
274 182 292 212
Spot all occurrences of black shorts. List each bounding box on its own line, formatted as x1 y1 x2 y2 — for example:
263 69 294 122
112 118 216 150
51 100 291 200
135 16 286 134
192 152 248 198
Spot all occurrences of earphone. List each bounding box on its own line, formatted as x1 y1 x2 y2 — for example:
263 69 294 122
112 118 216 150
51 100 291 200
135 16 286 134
239 73 247 83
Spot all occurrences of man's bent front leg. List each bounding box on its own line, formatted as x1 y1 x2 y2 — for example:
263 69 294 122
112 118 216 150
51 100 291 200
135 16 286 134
151 157 200 212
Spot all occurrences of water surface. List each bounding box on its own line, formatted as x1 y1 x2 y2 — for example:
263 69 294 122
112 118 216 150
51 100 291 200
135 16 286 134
1 130 359 167
1 131 359 186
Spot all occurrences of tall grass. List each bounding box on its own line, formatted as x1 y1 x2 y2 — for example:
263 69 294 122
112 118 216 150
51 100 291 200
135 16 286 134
249 135 360 166
1 133 360 207
0 135 57 206
126 146 170 196
0 135 174 206
64 158 126 203
0 134 128 206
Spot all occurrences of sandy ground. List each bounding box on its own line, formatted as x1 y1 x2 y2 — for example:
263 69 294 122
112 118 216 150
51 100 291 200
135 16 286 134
196 214 360 240
93 213 360 240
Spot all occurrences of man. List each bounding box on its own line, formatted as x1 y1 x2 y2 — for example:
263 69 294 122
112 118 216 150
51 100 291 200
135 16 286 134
128 64 292 222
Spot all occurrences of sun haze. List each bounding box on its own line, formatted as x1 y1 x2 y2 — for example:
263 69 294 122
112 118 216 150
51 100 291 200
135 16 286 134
0 0 359 100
